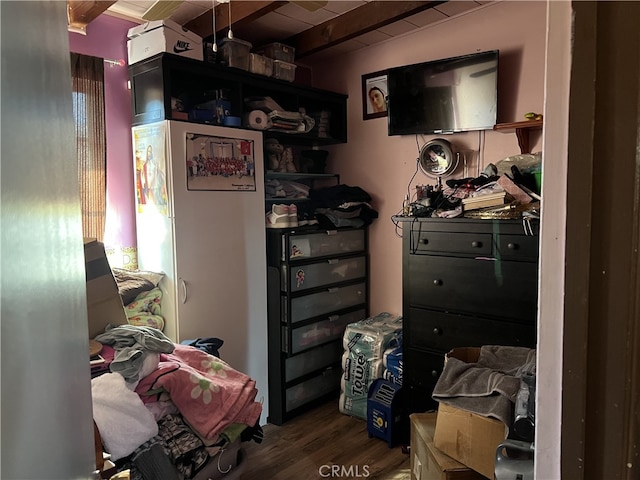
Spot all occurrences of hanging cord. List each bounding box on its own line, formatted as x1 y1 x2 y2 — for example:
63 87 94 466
227 0 233 39
211 0 217 52
390 135 422 236
477 130 485 177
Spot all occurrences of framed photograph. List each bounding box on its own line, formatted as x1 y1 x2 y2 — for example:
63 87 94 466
362 70 388 120
185 133 256 192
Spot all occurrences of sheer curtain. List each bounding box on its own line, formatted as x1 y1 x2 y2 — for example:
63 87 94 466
70 52 106 241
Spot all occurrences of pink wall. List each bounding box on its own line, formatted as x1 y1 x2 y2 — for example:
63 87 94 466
69 15 138 267
305 1 547 317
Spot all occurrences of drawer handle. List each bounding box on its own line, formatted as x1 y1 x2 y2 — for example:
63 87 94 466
327 287 339 293
431 370 439 378
471 241 482 248
328 315 339 322
433 279 442 286
420 238 429 245
508 242 519 250
327 258 339 264
432 327 442 335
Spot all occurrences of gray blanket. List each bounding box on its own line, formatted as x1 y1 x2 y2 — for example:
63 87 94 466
432 345 536 430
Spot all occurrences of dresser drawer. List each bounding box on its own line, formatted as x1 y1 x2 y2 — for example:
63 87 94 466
406 307 536 352
285 341 343 382
284 255 367 292
411 231 492 256
408 255 538 322
286 366 341 412
282 229 366 261
404 348 444 388
285 282 367 324
495 234 539 261
286 308 366 354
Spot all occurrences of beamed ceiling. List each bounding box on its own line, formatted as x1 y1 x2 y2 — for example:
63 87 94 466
67 1 490 61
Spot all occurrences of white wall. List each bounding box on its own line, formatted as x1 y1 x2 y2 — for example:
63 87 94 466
536 1 571 477
306 0 547 318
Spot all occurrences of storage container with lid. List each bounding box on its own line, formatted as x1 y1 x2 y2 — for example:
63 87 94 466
258 42 295 63
273 60 297 82
249 53 273 76
219 37 252 70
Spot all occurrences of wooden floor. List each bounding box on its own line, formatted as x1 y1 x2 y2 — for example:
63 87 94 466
241 400 411 480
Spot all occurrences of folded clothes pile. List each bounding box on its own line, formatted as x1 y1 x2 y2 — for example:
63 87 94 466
310 185 379 228
264 178 310 199
244 96 314 133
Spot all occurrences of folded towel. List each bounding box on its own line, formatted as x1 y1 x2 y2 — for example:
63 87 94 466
432 346 536 430
92 373 158 460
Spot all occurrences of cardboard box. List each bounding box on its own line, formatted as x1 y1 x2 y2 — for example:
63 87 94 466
433 347 508 479
127 19 203 65
411 413 484 480
84 239 127 338
433 403 506 479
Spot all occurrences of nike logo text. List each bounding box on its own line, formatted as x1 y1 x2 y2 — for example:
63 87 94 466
174 40 193 54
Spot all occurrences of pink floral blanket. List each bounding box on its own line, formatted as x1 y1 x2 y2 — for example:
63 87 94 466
135 344 262 441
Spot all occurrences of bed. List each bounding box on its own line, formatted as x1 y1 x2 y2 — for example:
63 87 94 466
90 269 263 479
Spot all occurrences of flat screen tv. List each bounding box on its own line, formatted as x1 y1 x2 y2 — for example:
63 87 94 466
387 50 498 136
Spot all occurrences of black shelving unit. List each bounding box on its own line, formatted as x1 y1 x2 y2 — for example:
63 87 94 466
128 53 348 145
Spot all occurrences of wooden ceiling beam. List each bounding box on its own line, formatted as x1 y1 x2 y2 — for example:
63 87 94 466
67 0 117 29
289 0 445 59
184 1 287 39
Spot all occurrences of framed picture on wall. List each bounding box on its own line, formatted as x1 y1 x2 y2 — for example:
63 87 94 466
362 70 388 120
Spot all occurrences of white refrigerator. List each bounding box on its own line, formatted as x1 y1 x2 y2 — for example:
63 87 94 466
132 120 268 419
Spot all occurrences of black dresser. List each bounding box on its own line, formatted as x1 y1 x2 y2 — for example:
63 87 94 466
400 217 539 414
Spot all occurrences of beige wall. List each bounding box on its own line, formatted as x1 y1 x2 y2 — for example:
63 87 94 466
305 1 547 317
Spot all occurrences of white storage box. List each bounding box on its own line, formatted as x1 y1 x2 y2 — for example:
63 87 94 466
127 19 203 65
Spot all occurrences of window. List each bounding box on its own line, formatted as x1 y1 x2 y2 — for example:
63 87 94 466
70 52 106 241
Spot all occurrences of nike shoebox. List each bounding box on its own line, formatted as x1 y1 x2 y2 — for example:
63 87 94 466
127 19 203 65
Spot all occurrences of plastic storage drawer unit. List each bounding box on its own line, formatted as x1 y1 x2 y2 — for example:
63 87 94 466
287 308 366 354
283 230 366 261
286 367 341 412
285 340 343 381
285 255 367 292
287 282 367 324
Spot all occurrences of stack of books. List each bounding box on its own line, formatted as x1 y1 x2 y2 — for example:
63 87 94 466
462 190 511 211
